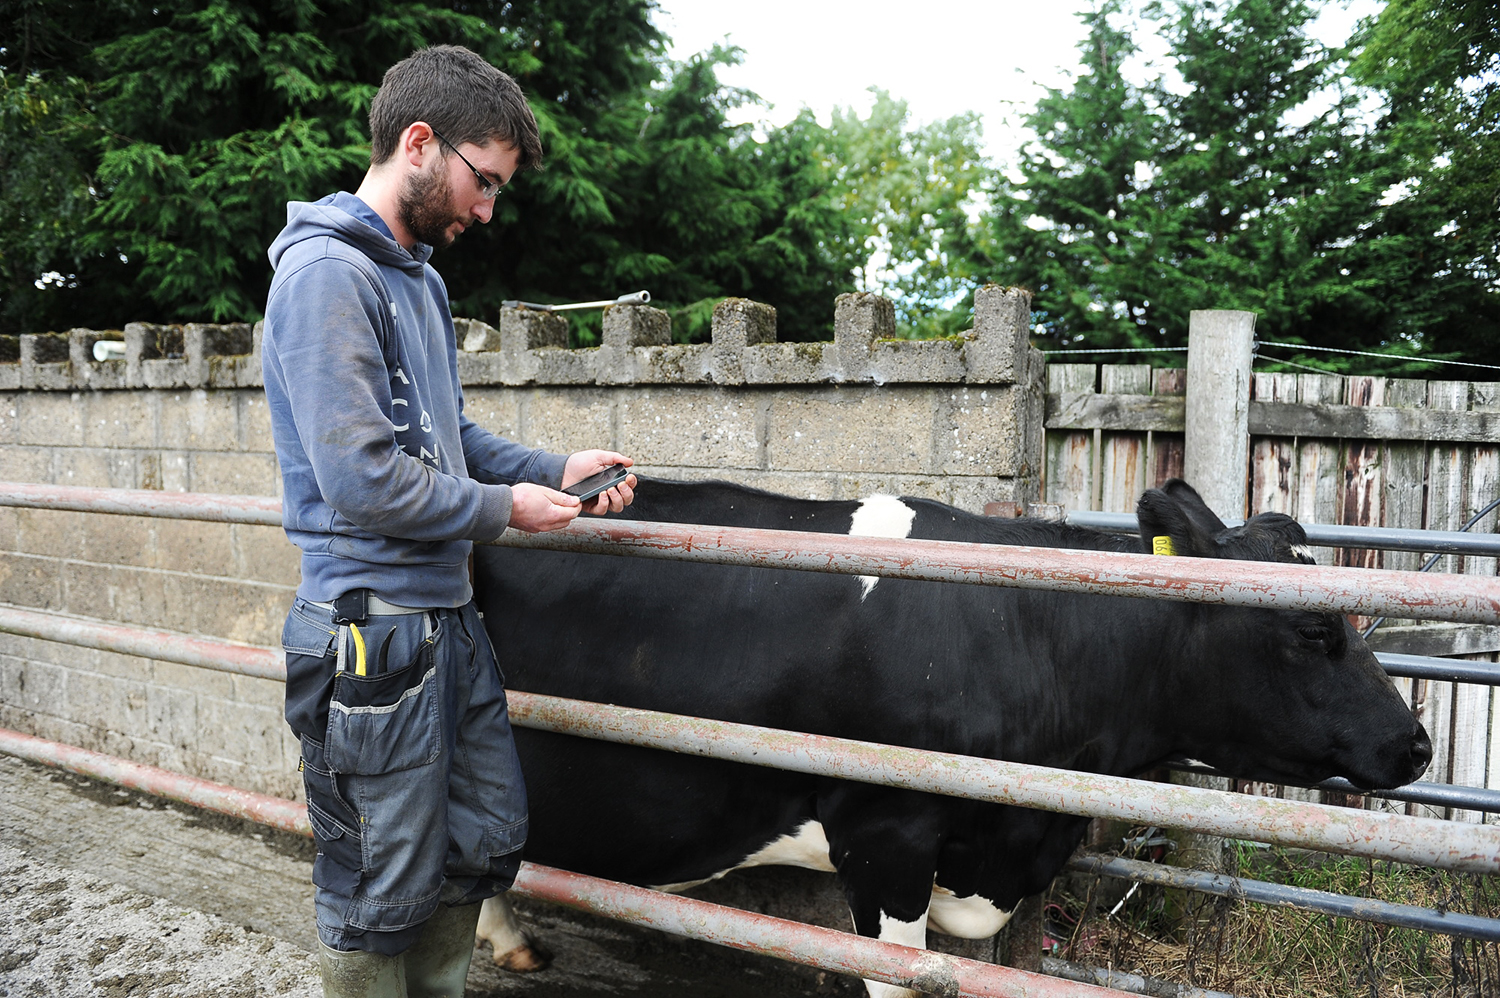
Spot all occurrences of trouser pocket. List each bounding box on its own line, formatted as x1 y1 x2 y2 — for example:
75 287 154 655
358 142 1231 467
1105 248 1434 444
300 737 364 900
325 616 443 775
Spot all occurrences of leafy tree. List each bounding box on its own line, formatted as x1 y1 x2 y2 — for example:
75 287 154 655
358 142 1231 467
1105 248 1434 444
1 0 500 332
821 91 993 338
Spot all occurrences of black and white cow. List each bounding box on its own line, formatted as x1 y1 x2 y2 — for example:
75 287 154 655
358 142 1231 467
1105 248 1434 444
471 478 1430 997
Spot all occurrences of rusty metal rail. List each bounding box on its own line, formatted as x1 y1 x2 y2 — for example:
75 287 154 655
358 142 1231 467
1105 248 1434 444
1 481 1495 624
0 603 286 681
2 602 1494 875
5 481 1500 976
491 520 1500 623
0 481 282 524
0 727 1111 998
509 693 1500 874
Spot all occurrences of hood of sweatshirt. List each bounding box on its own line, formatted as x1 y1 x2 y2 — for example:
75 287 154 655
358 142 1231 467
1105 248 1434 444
268 197 433 275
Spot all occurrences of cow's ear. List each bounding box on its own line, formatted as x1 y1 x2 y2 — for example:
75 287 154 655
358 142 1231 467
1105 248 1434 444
1136 480 1221 557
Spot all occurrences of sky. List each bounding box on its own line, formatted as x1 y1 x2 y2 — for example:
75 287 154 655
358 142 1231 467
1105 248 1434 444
657 0 1385 165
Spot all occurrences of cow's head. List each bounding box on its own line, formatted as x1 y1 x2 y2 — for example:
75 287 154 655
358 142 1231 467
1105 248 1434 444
1137 479 1431 791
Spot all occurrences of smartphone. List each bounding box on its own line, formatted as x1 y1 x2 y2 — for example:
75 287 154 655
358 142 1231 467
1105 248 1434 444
562 464 631 502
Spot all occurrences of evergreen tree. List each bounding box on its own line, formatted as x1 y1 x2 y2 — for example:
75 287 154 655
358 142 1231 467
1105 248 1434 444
986 2 1164 351
988 0 1488 371
484 45 861 343
1353 0 1500 365
0 0 860 340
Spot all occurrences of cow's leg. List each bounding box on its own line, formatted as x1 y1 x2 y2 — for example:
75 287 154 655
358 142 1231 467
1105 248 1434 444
822 789 946 998
475 895 551 972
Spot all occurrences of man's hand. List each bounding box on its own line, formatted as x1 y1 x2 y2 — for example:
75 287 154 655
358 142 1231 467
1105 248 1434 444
508 484 583 533
561 450 638 516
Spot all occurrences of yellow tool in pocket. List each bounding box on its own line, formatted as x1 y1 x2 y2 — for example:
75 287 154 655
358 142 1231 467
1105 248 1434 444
335 623 369 676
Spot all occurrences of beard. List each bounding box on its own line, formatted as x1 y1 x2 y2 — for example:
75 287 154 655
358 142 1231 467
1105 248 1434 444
397 165 460 249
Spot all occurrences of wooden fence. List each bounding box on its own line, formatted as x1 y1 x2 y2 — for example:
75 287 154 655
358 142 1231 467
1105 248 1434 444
1043 361 1500 822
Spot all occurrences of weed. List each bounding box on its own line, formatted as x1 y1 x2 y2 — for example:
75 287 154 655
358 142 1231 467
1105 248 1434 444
1046 833 1500 997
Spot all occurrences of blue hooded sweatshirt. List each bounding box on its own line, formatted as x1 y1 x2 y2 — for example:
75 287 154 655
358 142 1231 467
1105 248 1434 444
263 194 566 608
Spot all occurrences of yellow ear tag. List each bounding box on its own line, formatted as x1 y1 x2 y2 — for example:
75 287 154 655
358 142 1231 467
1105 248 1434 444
1152 535 1177 556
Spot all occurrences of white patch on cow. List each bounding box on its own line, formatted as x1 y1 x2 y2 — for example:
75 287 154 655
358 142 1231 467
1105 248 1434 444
740 819 837 872
650 872 720 893
650 820 836 892
849 495 917 600
927 884 1012 938
1290 544 1315 563
862 909 930 998
475 894 528 955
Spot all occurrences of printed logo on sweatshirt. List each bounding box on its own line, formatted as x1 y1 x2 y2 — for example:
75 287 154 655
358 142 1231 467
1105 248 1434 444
390 366 440 470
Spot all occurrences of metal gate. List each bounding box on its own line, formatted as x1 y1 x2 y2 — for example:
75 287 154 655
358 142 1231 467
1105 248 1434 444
2 482 1500 996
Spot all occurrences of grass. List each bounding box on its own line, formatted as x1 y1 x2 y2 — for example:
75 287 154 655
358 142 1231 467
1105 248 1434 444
1045 835 1500 997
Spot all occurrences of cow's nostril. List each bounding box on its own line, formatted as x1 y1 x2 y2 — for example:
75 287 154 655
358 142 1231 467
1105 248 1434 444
1410 727 1433 777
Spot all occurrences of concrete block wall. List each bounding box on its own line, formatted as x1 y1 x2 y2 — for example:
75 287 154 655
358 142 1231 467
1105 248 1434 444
0 387 298 796
0 286 1044 798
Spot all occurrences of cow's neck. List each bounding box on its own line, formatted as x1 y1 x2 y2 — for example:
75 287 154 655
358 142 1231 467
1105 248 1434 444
1025 596 1195 779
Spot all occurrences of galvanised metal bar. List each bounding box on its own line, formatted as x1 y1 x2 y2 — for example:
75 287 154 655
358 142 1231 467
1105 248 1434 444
1066 510 1500 558
489 519 1500 625
1168 761 1500 815
1040 957 1239 998
0 727 311 835
2 601 1495 873
1317 776 1500 815
0 728 1113 998
1378 652 1500 685
1 482 1495 624
0 603 286 682
1068 856 1500 942
508 694 1500 874
0 481 282 525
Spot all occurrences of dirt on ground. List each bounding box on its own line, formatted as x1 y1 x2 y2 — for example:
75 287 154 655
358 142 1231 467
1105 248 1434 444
0 753 858 997
0 841 320 998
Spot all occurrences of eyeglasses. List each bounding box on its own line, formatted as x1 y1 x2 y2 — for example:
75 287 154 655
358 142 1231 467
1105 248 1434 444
429 126 504 199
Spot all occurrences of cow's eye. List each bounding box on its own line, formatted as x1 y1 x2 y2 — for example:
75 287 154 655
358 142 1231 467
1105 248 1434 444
1297 625 1325 642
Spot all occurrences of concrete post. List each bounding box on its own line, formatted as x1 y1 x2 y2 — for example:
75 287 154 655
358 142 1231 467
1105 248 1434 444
964 285 1033 384
602 304 671 351
1183 310 1255 520
597 303 671 385
710 298 777 386
497 307 569 384
833 293 894 382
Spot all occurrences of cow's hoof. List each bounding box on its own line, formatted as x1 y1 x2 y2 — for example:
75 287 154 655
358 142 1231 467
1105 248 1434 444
494 941 552 973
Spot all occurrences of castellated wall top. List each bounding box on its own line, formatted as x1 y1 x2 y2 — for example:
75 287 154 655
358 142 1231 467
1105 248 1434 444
0 286 1038 392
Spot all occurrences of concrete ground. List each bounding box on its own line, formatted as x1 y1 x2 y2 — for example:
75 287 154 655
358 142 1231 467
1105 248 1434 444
0 753 876 997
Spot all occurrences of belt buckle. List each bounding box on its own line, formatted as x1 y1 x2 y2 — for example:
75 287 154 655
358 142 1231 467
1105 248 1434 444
332 589 369 626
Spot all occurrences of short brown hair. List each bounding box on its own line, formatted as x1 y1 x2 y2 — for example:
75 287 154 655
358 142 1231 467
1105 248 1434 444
369 45 543 170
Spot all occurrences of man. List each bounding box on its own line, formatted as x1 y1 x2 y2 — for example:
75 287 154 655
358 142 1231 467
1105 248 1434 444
262 45 635 997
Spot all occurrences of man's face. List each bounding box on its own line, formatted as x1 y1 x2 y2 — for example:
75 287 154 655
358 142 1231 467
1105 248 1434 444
397 136 521 249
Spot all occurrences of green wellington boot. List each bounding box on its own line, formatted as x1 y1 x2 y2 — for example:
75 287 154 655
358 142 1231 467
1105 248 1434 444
318 943 407 998
403 902 483 998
